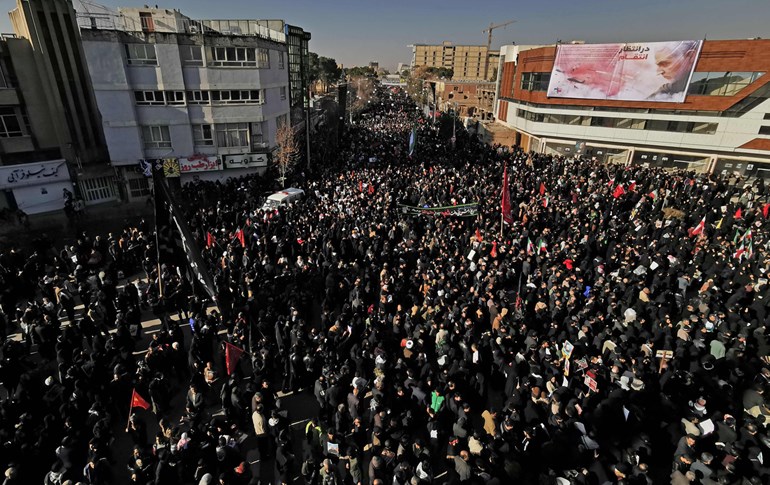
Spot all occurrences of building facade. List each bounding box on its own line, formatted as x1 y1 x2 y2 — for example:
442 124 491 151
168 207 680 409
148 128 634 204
285 24 311 128
429 80 496 122
5 0 114 213
0 35 75 214
494 40 770 176
77 6 292 199
411 42 498 81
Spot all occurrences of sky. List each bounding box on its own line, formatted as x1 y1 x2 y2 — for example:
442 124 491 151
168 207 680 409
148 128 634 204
1 0 769 71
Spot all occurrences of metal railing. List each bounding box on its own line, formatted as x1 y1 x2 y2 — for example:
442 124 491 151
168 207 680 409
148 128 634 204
76 12 286 43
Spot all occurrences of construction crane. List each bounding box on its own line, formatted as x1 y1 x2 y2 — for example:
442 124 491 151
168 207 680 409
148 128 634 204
482 19 516 81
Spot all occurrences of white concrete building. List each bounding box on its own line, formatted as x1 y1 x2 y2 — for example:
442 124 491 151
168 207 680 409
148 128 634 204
77 6 291 199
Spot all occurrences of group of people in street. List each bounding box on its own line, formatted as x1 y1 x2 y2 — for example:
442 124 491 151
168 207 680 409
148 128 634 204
1 85 770 485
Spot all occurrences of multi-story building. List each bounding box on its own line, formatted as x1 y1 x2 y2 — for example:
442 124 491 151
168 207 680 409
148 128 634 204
411 41 498 81
76 6 292 199
494 39 770 176
285 24 311 128
0 34 74 214
427 80 496 122
4 0 114 213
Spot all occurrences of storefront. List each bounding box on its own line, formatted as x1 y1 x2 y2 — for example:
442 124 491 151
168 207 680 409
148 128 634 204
0 159 73 214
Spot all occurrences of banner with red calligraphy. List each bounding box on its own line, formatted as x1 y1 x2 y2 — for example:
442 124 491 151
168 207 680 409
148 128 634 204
178 155 223 174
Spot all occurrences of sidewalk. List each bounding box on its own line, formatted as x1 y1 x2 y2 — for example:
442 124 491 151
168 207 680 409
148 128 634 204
0 200 153 248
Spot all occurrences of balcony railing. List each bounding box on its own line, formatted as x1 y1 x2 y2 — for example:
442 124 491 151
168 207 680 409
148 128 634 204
76 13 286 44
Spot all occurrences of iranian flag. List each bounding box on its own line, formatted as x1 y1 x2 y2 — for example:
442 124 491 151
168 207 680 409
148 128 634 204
733 229 743 245
734 240 746 260
744 229 753 241
526 237 535 256
542 196 550 208
537 238 548 254
689 217 706 237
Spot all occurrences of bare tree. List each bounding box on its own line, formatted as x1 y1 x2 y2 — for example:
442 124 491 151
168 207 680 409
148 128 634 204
274 119 299 187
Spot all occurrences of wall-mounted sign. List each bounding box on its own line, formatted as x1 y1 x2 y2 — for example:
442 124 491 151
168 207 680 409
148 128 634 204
139 158 180 177
224 153 269 169
179 155 222 173
0 160 69 189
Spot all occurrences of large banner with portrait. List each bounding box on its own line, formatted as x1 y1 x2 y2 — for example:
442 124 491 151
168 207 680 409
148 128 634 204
546 40 702 103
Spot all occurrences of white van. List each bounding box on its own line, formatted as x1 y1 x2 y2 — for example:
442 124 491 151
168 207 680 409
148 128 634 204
261 188 305 211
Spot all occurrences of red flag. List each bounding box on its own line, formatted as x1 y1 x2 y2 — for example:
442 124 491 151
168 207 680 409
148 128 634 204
734 207 742 220
225 341 245 376
607 178 615 188
206 232 215 249
359 180 363 193
501 164 513 224
763 203 770 219
130 389 151 410
539 182 546 196
690 217 706 237
490 241 498 258
475 228 482 242
613 184 625 199
564 259 574 271
235 229 245 248
628 181 637 192
368 184 375 195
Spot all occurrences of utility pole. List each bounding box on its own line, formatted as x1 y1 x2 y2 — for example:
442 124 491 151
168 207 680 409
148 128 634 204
482 19 516 80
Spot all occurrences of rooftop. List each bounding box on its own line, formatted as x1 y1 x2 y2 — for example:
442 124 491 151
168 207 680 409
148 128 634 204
75 5 286 43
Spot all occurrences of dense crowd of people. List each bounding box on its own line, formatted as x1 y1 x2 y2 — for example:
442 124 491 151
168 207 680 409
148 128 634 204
1 85 770 485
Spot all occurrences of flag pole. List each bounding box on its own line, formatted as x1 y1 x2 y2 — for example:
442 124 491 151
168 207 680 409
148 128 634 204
125 390 135 432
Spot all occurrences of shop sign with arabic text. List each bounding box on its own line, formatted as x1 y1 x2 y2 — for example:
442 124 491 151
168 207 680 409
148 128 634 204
0 160 70 189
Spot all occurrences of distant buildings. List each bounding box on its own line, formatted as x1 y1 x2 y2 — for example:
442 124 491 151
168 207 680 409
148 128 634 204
411 41 498 81
0 1 312 214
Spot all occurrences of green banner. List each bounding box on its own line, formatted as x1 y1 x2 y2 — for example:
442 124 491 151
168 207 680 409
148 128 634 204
399 202 479 217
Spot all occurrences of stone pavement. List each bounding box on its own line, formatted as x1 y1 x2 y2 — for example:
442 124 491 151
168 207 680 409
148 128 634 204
0 200 153 248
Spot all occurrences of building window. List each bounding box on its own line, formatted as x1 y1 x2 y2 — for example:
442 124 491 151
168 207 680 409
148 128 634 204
280 86 286 100
759 126 770 135
688 72 765 96
142 125 171 149
193 124 214 146
135 90 165 105
215 122 249 147
278 51 285 69
251 122 266 150
125 43 157 65
0 107 23 137
0 60 12 88
209 47 256 67
258 48 270 69
211 90 262 105
515 107 719 135
166 91 185 105
135 91 185 106
128 177 150 198
139 12 154 32
520 72 551 92
186 90 210 105
181 45 203 66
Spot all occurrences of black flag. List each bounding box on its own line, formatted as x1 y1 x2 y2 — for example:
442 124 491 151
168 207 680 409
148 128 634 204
153 172 217 301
